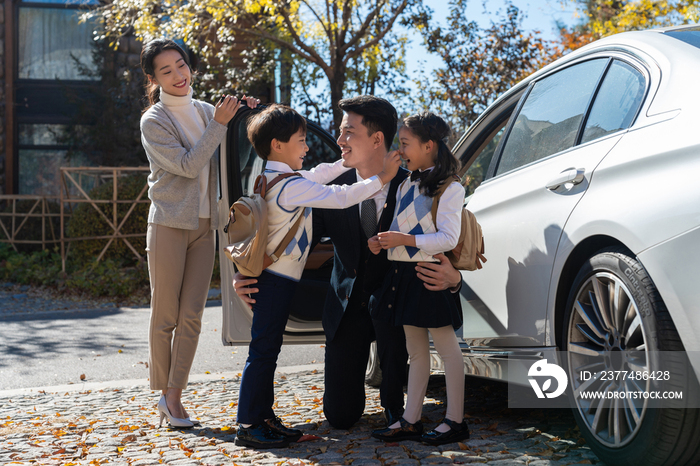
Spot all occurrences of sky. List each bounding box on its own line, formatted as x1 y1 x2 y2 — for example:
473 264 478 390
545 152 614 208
403 0 583 83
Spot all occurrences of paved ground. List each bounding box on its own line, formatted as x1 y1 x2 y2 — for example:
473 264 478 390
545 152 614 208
0 369 602 465
0 283 602 465
0 301 324 390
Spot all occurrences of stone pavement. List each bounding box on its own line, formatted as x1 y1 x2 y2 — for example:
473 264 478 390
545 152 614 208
0 369 601 465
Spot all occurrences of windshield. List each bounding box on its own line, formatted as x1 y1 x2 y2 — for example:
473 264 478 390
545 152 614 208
664 27 700 49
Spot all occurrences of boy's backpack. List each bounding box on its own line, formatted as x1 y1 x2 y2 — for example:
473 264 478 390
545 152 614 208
430 176 486 271
223 172 303 277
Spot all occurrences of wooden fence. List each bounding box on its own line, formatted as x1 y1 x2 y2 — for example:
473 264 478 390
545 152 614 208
59 167 150 271
0 195 61 251
0 167 150 272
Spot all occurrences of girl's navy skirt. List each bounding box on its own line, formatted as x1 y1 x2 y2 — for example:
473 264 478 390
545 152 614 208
369 261 462 329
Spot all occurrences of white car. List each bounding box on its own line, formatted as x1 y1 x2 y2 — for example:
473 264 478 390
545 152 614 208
219 25 700 466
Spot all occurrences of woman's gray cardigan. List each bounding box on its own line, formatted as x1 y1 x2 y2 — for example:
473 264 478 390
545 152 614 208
140 100 227 230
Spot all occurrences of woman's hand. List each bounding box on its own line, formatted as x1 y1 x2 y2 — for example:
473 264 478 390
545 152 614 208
368 235 382 255
377 231 414 249
214 95 242 125
242 95 261 109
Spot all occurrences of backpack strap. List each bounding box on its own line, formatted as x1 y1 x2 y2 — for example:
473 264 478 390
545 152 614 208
264 209 305 267
430 175 461 224
254 172 301 198
257 171 305 268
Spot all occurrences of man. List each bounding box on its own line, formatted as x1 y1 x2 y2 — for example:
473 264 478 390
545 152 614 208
234 95 462 429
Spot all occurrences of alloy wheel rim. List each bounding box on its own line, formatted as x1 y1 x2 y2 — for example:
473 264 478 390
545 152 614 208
567 271 650 448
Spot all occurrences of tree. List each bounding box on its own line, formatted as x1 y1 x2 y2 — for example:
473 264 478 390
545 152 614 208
88 0 422 131
416 1 554 130
566 0 700 37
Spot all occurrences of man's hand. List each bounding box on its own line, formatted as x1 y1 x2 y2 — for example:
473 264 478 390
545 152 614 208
232 272 259 309
368 235 382 255
415 253 462 291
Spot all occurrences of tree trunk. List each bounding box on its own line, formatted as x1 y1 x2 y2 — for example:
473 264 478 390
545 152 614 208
329 63 347 136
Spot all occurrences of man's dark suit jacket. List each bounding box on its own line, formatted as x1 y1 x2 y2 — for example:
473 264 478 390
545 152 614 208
312 167 410 341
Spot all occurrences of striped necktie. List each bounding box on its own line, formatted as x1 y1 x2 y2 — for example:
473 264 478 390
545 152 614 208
360 198 377 238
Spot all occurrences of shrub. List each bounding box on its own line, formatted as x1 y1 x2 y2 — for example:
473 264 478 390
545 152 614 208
66 174 149 266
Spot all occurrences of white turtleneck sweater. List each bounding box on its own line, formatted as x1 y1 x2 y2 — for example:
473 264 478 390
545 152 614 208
160 88 210 219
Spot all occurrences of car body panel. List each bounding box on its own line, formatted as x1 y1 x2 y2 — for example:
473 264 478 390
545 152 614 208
460 133 623 347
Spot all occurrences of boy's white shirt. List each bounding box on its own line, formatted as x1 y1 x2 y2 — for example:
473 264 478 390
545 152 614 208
263 159 384 281
266 159 383 209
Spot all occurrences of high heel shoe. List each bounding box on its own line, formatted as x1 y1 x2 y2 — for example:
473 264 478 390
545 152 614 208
158 395 193 428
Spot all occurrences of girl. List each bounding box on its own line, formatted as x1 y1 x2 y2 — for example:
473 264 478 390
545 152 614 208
368 111 469 445
139 38 259 428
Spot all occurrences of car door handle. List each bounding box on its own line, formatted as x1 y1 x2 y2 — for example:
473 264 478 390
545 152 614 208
546 168 585 190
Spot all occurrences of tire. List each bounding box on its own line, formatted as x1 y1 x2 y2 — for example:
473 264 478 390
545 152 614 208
365 341 382 387
562 246 700 466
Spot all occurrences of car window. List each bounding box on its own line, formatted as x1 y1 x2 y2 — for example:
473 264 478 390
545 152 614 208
495 59 608 176
236 120 263 196
236 119 340 196
303 129 340 170
580 60 645 144
462 124 506 196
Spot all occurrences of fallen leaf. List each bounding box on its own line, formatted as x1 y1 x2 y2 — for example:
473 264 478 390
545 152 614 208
296 434 322 442
458 442 469 450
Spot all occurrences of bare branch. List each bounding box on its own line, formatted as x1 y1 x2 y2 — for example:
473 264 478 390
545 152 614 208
275 3 333 76
337 0 355 49
343 0 408 61
341 0 392 54
300 0 331 39
228 24 328 73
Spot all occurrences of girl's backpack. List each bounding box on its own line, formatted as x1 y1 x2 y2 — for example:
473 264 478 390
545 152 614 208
430 176 486 271
223 172 303 277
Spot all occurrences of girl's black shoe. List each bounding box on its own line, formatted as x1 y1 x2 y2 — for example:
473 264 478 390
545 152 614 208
372 417 424 442
420 418 470 445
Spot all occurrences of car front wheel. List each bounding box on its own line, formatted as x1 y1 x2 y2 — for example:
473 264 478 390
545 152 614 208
563 247 700 466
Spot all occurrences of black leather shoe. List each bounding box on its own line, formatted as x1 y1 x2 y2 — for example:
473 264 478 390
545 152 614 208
264 416 303 442
372 417 423 442
235 424 290 449
421 418 470 445
384 408 403 427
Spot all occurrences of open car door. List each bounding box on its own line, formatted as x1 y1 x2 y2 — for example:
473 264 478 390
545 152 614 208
219 106 340 345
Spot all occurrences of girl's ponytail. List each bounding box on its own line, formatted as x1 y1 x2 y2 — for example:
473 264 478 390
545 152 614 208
403 112 460 197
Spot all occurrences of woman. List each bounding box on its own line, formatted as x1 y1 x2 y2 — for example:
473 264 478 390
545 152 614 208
139 38 258 428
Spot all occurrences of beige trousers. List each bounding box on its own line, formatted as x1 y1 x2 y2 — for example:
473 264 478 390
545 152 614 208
146 219 215 390
402 325 465 425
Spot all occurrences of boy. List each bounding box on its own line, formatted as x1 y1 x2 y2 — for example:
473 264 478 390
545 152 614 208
234 104 400 449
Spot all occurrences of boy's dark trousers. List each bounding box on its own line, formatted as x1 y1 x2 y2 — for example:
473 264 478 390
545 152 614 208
236 270 297 424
